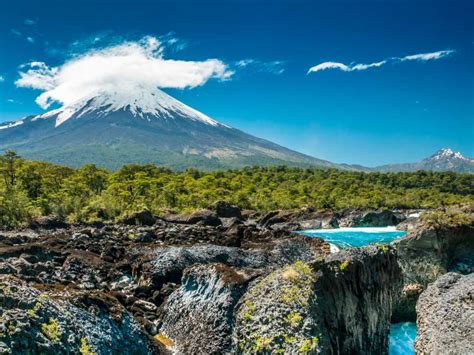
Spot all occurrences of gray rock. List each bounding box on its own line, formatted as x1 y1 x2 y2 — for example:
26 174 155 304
169 209 222 226
158 264 260 353
415 272 474 354
0 275 157 354
146 236 328 288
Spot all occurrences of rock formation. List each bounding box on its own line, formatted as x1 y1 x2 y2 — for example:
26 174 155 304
392 213 474 321
233 245 402 354
415 272 474 354
0 275 158 354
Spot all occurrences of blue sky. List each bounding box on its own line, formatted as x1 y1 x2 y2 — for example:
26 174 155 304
0 0 473 166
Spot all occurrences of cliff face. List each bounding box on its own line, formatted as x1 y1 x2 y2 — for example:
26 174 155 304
415 273 474 354
155 245 402 354
314 246 402 354
235 246 402 354
392 222 474 321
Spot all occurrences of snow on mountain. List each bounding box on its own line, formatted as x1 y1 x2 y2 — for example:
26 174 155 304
31 88 222 127
376 147 474 173
429 148 472 162
0 120 24 130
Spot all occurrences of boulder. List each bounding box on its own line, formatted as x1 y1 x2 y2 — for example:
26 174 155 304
210 201 242 219
157 264 260 353
170 209 222 227
415 273 474 354
121 210 156 226
27 216 68 230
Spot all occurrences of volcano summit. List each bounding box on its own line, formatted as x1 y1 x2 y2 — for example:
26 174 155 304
0 88 336 170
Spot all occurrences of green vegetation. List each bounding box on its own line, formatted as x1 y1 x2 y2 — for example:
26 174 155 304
299 337 319 353
0 150 472 229
338 259 350 271
421 207 474 229
285 312 302 327
40 318 62 343
252 336 273 352
26 302 42 318
79 337 96 355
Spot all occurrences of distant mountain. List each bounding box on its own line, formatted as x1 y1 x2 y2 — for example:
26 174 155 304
0 89 341 170
375 148 474 173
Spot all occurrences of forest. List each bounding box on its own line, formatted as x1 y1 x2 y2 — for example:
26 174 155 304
0 150 473 229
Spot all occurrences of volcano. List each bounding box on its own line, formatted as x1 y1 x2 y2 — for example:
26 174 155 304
0 89 339 170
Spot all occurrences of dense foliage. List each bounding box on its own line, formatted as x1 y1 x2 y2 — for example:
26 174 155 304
0 151 473 228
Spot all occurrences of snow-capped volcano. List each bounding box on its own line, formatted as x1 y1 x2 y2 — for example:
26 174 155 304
32 88 223 127
0 90 337 170
429 148 470 162
376 147 474 173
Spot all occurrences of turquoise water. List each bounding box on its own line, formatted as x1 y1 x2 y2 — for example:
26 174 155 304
299 227 406 248
389 323 417 355
300 227 416 354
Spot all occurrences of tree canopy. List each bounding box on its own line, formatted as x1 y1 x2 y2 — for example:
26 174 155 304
0 152 472 228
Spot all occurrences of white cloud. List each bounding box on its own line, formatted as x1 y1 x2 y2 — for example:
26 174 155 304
24 18 36 25
16 35 234 109
308 62 351 73
0 76 4 82
401 50 454 61
308 49 454 74
26 36 35 43
11 29 22 36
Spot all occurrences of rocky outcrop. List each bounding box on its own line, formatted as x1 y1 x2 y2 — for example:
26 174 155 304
157 264 260 353
392 219 474 321
0 208 427 353
338 210 406 228
139 234 329 296
209 201 243 219
254 208 413 231
394 224 474 286
27 215 69 230
167 209 222 226
0 275 157 354
257 209 338 231
233 245 402 354
415 273 474 354
121 210 156 226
